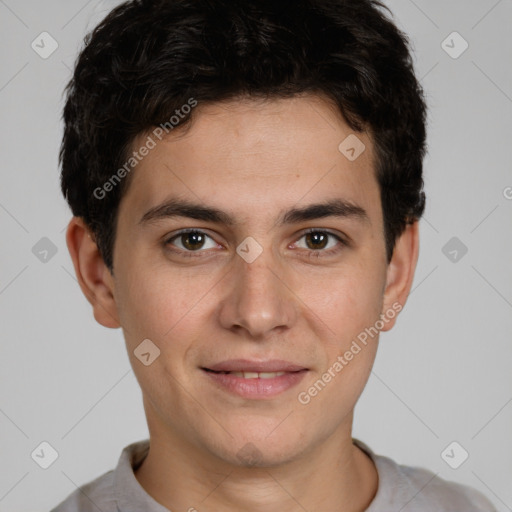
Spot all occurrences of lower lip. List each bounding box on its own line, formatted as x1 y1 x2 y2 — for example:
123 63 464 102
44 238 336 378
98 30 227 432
202 369 308 399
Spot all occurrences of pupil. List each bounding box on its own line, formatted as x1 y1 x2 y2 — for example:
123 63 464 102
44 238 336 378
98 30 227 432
306 232 327 250
183 232 204 250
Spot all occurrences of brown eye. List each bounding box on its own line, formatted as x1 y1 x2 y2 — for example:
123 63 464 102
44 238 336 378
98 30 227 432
294 229 347 258
166 230 217 253
304 232 329 250
180 231 206 250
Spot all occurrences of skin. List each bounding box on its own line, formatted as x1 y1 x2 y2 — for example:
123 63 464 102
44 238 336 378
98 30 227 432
67 94 419 512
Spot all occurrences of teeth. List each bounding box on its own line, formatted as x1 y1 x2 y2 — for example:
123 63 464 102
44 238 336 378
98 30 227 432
241 372 259 379
259 372 286 379
229 371 286 379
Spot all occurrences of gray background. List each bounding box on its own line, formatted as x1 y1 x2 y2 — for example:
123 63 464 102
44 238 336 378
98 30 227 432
1 0 511 510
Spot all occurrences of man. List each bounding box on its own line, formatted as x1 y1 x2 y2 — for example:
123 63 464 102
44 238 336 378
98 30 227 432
52 0 496 510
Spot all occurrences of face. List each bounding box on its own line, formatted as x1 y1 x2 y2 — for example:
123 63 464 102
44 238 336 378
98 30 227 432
101 95 406 466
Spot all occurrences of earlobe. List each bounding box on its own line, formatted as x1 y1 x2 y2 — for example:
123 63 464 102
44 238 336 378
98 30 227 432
65 217 121 329
380 221 420 332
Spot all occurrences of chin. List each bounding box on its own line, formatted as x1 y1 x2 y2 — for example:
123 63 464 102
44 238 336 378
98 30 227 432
208 429 309 469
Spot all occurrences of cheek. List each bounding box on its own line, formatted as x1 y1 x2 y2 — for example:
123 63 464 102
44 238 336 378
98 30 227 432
114 259 204 348
294 270 384 431
114 265 205 405
303 263 386 343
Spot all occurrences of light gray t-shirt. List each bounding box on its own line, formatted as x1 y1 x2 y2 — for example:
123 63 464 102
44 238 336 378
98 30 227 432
50 438 496 511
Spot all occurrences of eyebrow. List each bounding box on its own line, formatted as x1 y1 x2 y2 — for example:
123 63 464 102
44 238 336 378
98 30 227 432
139 197 370 227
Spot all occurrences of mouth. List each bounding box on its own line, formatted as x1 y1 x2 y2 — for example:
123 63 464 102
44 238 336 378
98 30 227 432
201 360 309 399
203 369 291 379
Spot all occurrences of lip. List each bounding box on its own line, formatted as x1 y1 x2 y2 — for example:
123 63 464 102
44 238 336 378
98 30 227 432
204 359 308 373
201 360 309 399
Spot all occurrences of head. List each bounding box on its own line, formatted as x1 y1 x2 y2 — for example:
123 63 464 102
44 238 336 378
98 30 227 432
62 0 427 467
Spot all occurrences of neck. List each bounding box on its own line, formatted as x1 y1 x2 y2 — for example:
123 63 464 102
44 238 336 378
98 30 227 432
134 424 378 512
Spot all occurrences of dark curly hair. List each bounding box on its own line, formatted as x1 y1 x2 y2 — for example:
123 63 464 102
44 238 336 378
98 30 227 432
60 0 427 272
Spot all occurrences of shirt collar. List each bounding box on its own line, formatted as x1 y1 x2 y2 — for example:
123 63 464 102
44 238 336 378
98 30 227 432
353 437 409 509
114 439 170 512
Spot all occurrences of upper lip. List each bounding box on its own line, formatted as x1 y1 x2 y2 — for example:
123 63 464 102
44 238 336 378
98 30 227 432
203 359 308 373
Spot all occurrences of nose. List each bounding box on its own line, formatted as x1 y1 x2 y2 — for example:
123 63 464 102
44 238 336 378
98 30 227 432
217 246 298 339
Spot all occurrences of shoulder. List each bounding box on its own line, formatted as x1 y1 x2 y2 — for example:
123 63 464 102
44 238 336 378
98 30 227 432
385 457 495 511
49 469 116 512
49 439 152 512
354 440 496 512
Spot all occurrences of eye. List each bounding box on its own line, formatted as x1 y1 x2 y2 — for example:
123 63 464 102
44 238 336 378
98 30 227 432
164 228 347 259
165 229 219 256
293 229 346 257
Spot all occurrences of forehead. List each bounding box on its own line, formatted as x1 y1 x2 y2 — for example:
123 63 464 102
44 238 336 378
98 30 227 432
118 95 381 227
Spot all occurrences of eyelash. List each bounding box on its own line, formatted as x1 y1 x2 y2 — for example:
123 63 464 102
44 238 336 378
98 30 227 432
164 228 347 259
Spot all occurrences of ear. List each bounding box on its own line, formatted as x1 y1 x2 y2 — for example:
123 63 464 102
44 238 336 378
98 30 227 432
65 217 120 328
380 221 420 332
